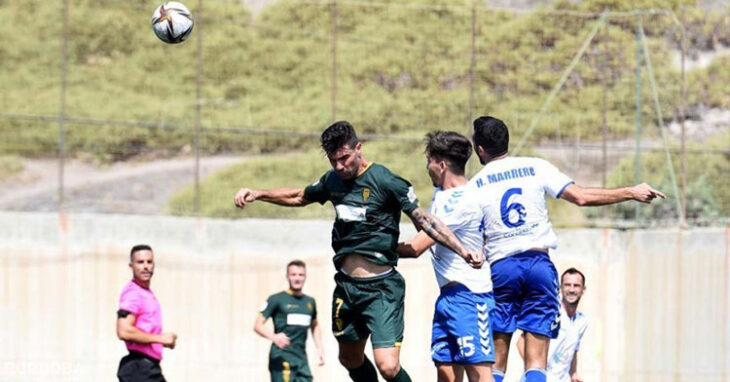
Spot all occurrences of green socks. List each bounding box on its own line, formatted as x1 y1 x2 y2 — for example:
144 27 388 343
384 367 411 382
347 356 378 382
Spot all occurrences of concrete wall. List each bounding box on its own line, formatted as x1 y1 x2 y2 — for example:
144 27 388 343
0 212 727 381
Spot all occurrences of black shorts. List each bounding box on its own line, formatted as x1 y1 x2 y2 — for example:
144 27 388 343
117 351 166 382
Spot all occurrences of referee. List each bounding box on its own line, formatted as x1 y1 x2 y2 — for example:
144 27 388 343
116 244 177 382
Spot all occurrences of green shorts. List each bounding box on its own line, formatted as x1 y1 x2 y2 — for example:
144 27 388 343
269 357 312 382
331 269 405 348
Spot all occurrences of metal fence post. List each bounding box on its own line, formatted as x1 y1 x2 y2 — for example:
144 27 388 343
679 6 688 223
331 0 338 122
194 0 203 216
634 13 643 222
58 0 69 212
468 1 476 130
601 15 609 191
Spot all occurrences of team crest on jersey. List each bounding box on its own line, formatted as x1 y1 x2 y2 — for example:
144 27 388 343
307 302 313 311
362 188 370 202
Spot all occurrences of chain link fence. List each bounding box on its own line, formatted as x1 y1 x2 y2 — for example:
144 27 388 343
0 0 727 226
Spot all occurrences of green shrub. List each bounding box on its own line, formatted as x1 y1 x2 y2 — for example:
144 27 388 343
595 133 729 221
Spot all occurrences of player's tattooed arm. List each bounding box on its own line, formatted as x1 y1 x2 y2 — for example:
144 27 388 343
407 207 483 268
407 207 459 252
234 187 312 208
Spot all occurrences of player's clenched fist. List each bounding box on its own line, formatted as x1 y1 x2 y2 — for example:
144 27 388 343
464 250 484 269
161 332 177 349
272 332 291 350
234 188 258 208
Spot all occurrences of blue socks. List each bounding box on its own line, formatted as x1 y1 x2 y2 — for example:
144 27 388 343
523 368 547 382
493 367 546 381
492 369 505 382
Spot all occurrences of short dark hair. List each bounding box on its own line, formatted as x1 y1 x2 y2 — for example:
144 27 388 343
321 121 359 155
424 131 472 175
472 116 509 157
561 267 586 286
130 244 152 261
287 259 306 270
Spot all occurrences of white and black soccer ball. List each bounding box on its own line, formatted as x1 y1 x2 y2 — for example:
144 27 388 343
151 2 194 44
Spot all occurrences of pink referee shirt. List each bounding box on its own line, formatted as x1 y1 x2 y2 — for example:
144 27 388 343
119 280 164 360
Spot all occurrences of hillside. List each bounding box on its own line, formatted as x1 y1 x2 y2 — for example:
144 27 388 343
0 0 727 221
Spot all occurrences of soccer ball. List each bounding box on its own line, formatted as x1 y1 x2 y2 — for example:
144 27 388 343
151 2 194 44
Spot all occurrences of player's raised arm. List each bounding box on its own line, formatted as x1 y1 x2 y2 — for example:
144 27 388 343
406 207 483 268
560 182 665 207
234 187 312 208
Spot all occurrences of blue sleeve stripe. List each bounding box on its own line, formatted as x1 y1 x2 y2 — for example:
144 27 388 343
556 181 575 199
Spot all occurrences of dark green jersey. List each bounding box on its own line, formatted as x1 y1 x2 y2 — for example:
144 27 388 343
260 290 317 362
303 163 419 269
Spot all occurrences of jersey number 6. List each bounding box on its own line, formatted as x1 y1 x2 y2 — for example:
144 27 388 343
500 188 526 228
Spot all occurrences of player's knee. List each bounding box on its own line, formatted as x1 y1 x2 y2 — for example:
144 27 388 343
338 353 363 369
375 357 400 379
465 364 491 378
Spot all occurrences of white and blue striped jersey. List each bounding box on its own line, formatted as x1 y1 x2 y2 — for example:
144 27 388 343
428 184 492 294
469 157 573 264
547 307 588 382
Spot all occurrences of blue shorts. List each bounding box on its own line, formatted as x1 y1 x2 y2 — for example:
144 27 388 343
490 251 560 338
431 284 495 364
